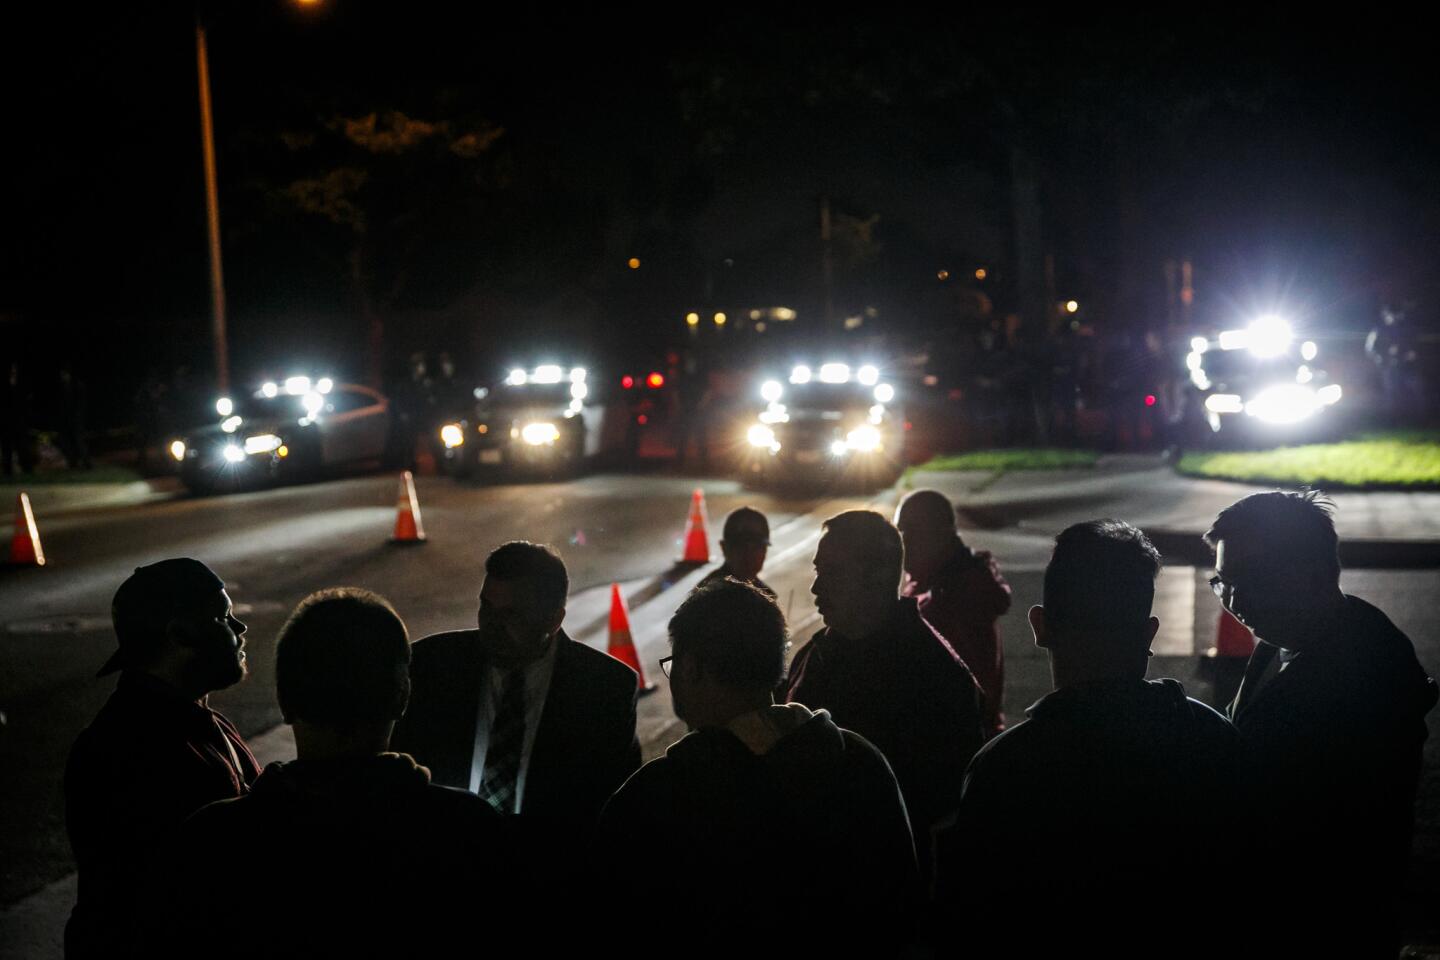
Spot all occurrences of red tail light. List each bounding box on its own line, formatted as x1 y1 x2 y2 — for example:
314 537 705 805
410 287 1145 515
621 375 635 389
637 414 649 425
646 372 664 389
1144 394 1157 407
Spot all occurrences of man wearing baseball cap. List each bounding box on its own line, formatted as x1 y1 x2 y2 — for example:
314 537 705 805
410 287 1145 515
696 506 776 600
63 558 259 958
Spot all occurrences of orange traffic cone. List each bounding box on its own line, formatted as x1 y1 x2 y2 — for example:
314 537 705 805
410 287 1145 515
9 492 45 566
1201 609 1254 709
679 488 710 565
389 471 427 545
607 583 657 695
1210 610 1255 660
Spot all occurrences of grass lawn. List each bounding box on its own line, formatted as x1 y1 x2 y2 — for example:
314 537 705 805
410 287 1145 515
912 448 1102 473
1176 431 1440 489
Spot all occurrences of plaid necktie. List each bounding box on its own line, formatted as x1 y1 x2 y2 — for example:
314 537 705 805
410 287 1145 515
479 669 526 814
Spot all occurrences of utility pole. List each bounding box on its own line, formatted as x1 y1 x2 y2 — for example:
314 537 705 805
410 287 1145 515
195 20 229 394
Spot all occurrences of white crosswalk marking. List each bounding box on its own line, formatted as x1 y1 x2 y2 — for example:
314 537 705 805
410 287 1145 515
1152 564 1197 656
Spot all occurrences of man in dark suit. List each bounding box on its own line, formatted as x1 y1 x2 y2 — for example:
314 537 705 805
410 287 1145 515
1208 491 1436 958
392 541 641 850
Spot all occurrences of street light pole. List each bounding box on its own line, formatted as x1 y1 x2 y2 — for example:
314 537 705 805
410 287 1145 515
195 20 229 395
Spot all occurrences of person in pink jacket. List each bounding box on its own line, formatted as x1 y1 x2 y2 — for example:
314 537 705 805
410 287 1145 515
896 490 1012 737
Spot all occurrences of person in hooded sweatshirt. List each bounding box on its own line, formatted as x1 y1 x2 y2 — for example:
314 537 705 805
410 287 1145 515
932 520 1240 958
153 589 517 958
594 579 918 951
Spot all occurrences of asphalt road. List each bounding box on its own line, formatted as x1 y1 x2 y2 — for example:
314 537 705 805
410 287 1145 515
3 465 1437 948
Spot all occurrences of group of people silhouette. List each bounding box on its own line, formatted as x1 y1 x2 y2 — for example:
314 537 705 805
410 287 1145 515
62 490 1435 958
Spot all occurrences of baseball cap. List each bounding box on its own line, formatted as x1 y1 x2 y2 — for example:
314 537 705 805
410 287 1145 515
722 507 771 546
98 558 226 677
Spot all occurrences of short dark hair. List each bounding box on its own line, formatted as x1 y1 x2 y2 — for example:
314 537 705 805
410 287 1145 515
485 541 569 611
820 510 904 588
669 579 788 690
1044 520 1161 630
1204 490 1340 581
897 489 956 530
276 588 410 729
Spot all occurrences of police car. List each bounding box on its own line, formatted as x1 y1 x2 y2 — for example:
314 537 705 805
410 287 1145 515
739 362 904 489
439 364 604 478
1186 315 1343 443
170 377 391 492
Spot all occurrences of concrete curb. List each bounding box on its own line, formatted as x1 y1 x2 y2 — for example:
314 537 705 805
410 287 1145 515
0 478 183 520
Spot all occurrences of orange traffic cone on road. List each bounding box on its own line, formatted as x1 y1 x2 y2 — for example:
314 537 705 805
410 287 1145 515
1201 609 1254 709
389 471 427 545
679 488 710 565
607 582 657 695
9 492 45 566
1209 610 1255 660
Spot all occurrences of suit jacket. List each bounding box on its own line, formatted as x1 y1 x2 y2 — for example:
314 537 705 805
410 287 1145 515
392 628 641 833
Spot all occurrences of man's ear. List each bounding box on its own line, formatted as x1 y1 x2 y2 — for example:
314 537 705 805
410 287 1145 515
543 605 565 638
394 673 412 721
1028 604 1049 648
1145 615 1160 650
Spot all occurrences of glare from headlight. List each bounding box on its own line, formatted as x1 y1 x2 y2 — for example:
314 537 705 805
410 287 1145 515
1296 365 1313 384
1318 383 1342 405
521 422 560 445
570 367 587 383
215 397 233 417
571 382 588 401
857 364 879 386
873 384 895 403
1246 384 1319 424
302 392 325 417
1247 316 1293 358
846 425 882 452
440 424 465 449
760 380 783 403
1190 337 1208 354
532 365 563 384
261 381 279 398
759 404 788 425
506 368 527 386
221 416 242 434
790 365 812 384
243 434 283 455
316 378 334 394
819 363 850 384
747 424 776 448
1186 352 1204 372
830 440 850 457
1204 394 1244 414
222 444 245 463
285 376 311 395
169 440 186 461
1300 341 1318 362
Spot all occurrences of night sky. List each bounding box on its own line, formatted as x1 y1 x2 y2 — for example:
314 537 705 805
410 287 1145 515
4 6 1437 412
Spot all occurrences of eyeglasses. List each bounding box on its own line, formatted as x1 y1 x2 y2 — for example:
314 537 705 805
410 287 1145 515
659 655 673 679
1208 573 1236 606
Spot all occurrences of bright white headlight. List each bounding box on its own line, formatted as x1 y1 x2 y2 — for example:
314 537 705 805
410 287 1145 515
873 384 895 404
760 380 783 403
790 365 812 384
846 425 882 452
222 444 245 464
521 422 560 445
1246 384 1319 424
857 365 879 386
221 416 242 434
243 434 283 455
1247 316 1293 359
747 424 776 448
215 397 233 417
819 363 850 384
571 382 588 401
440 424 465 449
284 376 311 396
261 382 279 399
532 365 563 384
506 368 527 386
169 440 186 461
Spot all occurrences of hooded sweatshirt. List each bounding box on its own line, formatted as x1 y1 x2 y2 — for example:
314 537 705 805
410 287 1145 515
153 753 514 958
594 705 917 946
933 678 1240 955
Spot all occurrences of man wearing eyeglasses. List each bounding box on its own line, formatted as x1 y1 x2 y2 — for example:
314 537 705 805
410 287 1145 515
1206 491 1436 957
596 579 917 949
